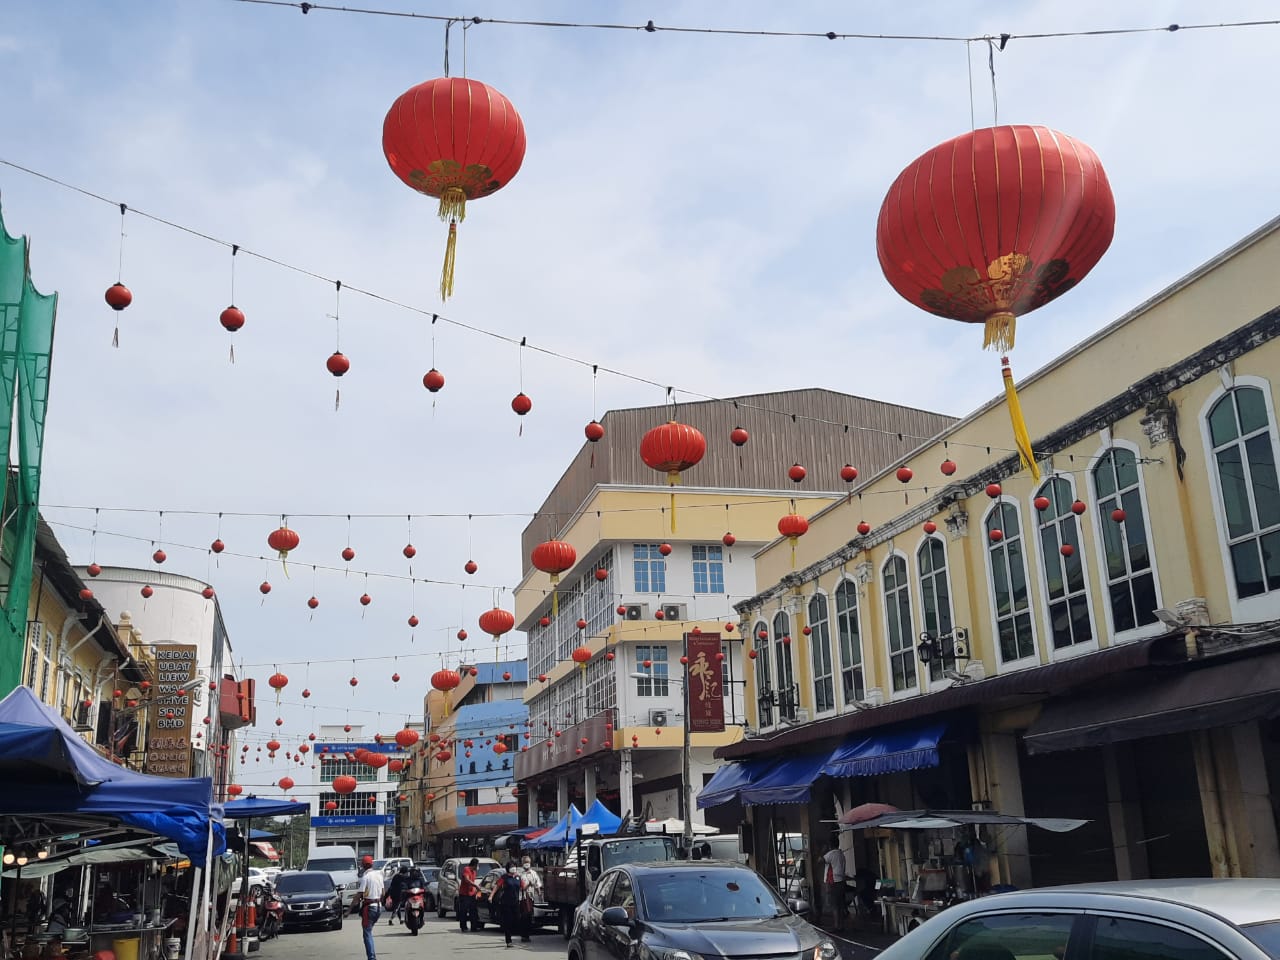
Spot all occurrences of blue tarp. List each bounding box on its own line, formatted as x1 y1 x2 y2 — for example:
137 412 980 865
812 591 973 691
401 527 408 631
522 804 584 849
697 757 765 809
0 686 223 864
223 796 310 820
820 721 947 779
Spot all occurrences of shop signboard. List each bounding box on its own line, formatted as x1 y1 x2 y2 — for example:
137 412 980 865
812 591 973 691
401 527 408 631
685 632 724 733
145 643 198 777
311 814 396 827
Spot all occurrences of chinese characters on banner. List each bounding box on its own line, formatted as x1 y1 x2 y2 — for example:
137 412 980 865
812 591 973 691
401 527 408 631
145 643 198 777
684 632 724 733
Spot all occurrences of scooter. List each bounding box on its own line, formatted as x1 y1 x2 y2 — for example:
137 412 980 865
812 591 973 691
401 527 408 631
402 885 427 935
258 886 284 940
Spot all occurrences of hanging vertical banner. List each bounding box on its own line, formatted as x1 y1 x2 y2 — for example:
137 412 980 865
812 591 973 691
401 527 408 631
145 643 198 777
685 632 724 733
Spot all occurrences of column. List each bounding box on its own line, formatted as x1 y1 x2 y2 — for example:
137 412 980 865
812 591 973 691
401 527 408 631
618 749 635 818
1103 743 1149 880
525 785 539 827
557 774 569 817
982 731 1032 888
1192 729 1237 877
584 765 597 808
1224 722 1280 876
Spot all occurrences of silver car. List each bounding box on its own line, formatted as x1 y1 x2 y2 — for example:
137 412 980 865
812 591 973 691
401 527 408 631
435 857 503 919
876 879 1280 960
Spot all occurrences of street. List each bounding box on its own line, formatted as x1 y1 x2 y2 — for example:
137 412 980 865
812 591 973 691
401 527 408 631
259 913 885 960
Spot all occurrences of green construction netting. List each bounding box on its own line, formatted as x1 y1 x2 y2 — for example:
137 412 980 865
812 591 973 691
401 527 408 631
0 204 57 694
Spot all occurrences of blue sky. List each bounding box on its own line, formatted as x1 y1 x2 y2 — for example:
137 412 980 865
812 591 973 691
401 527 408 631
2 0 1278 788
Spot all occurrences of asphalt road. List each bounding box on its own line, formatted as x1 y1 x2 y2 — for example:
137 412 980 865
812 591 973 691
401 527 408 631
259 910 885 960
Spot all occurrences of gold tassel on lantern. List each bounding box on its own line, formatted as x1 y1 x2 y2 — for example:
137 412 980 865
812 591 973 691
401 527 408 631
1001 356 1040 481
668 471 680 533
551 574 560 616
438 188 466 300
984 310 1017 353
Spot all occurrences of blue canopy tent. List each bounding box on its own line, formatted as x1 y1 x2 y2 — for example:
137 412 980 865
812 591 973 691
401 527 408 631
581 799 622 834
222 797 309 820
523 805 584 849
0 685 223 863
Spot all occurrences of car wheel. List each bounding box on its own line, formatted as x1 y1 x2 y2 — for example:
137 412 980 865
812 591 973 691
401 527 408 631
559 909 573 941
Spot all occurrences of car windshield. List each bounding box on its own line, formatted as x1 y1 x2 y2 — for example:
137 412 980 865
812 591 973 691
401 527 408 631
421 868 440 881
307 858 353 872
275 873 335 895
638 868 787 923
371 859 388 870
476 862 500 876
1242 921 1280 958
603 838 676 869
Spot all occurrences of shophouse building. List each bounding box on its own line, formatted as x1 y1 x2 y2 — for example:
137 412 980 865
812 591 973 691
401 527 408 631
512 391 957 833
704 216 1280 900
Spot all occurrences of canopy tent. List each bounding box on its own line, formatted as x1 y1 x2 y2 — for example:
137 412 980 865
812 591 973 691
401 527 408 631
0 685 223 863
838 809 1088 833
222 796 309 820
581 799 623 834
522 805 584 849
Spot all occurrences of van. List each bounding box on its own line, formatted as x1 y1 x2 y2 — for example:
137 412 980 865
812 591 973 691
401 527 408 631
306 845 359 903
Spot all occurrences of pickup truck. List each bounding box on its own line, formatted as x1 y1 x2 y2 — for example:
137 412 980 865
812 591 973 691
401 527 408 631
542 834 677 938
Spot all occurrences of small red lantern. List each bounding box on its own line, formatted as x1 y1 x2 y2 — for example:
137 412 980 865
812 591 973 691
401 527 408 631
140 584 154 599
585 420 605 442
344 724 352 732
1034 495 1051 512
479 607 515 643
576 618 587 630
220 305 245 332
841 464 859 483
395 727 420 748
307 596 319 610
730 426 749 447
679 655 688 665
267 525 300 564
989 529 1005 543
941 459 958 476
640 420 707 531
210 538 225 554
1071 500 1088 515
782 635 792 646
595 568 608 582
511 392 533 416
326 351 350 376
857 520 872 536
722 532 736 547
78 587 93 602
105 282 132 310
655 609 665 621
658 543 673 556
360 593 372 606
278 776 294 791
423 368 445 392
1060 544 1075 557
457 628 468 641
540 616 552 627
924 521 938 534
152 548 166 564
605 651 615 661
227 784 243 797
201 586 214 599
642 659 652 669
788 463 807 483
325 801 338 811
1111 508 1126 523
259 581 271 595
502 671 512 681
391 672 401 683
616 605 627 616
896 467 914 483
986 483 1002 499
537 674 547 683
87 562 102 577
349 677 359 687
342 546 356 561
333 775 358 795
724 623 735 633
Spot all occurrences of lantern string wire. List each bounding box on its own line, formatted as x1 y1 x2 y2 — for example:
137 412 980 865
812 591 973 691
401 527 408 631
0 154 1161 464
965 41 975 131
986 37 1000 126
116 203 126 282
230 1 1280 46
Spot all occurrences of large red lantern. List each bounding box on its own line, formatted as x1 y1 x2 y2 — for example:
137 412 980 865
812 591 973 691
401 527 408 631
571 646 592 670
877 125 1115 479
777 511 809 568
267 524 300 568
431 668 462 715
435 749 453 764
382 77 527 299
395 727 420 748
226 784 243 797
278 776 294 792
332 775 358 795
267 672 288 704
531 539 577 614
479 607 515 644
640 420 706 531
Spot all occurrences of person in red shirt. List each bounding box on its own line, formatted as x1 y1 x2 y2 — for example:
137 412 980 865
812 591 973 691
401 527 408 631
458 858 480 932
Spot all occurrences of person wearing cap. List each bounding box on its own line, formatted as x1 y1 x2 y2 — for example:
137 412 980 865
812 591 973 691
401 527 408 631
354 855 385 960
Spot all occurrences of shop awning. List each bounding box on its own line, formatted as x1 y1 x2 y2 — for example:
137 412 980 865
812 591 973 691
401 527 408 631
697 752 830 809
1024 653 1280 755
223 796 310 819
839 809 1087 833
697 758 763 809
821 721 946 778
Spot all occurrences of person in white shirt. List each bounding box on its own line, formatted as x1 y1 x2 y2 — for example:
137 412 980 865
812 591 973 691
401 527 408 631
354 857 385 960
821 838 848 932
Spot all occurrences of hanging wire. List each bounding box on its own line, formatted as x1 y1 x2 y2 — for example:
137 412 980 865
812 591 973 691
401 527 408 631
966 40 976 130
986 36 1000 125
116 203 127 281
443 17 457 76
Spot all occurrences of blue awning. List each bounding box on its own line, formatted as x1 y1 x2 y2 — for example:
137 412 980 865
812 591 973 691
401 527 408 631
223 797 310 820
697 752 830 809
697 758 765 809
821 721 947 779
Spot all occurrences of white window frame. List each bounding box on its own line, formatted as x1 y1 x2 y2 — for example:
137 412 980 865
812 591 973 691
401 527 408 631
833 576 867 709
914 533 958 691
881 551 919 698
631 544 667 594
1029 475 1100 661
772 611 797 721
1200 375 1280 623
752 619 773 729
1088 438 1165 643
691 545 725 595
983 497 1040 671
807 590 836 717
635 644 669 698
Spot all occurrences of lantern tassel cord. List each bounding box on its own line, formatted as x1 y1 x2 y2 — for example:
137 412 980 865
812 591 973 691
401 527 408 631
334 387 341 411
229 342 235 364
1001 356 1040 481
112 324 119 349
668 472 680 532
984 310 1017 353
440 220 458 300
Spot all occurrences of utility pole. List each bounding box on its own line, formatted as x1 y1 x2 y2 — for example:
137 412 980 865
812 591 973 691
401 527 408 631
681 631 693 852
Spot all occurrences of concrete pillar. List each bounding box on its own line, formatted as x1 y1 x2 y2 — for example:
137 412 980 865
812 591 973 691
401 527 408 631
1208 723 1280 877
1193 729 1238 877
584 765 597 808
557 774 569 817
525 786 539 827
618 750 635 818
982 731 1032 889
1103 743 1149 880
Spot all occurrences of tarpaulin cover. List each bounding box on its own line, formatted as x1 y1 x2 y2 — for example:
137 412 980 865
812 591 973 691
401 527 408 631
821 721 947 779
698 751 830 808
0 686 222 863
222 796 310 819
697 757 764 810
521 805 583 849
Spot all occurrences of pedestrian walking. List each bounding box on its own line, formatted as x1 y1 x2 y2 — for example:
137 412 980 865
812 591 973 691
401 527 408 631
354 857 385 960
488 864 526 947
820 838 848 933
458 857 481 932
515 856 541 943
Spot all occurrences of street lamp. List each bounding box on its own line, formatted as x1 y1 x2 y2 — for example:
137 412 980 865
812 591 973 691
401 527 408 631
632 656 694 852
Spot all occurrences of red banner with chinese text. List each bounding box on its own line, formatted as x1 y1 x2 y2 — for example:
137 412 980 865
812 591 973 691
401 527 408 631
685 632 724 733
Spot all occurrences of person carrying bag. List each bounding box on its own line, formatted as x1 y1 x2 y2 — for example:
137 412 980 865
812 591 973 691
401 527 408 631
489 864 526 948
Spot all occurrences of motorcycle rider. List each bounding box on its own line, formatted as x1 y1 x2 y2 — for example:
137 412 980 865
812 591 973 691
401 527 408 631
386 866 411 925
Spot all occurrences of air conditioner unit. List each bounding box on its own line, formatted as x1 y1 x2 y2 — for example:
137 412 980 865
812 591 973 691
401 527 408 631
662 603 685 621
951 628 970 661
649 709 668 727
626 604 648 621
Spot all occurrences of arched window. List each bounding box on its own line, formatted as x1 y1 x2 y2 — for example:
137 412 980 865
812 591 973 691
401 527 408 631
752 620 772 726
1034 477 1094 651
882 555 916 692
808 593 835 714
773 611 796 721
834 580 865 705
1092 447 1160 633
917 536 955 683
1206 385 1280 603
987 501 1036 663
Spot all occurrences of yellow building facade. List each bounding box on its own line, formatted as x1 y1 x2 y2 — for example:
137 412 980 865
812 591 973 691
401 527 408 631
716 217 1280 895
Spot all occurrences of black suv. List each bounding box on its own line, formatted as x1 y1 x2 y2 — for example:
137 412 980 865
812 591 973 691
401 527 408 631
275 871 344 931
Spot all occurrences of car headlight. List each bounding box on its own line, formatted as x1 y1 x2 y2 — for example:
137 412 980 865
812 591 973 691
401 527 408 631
651 951 705 960
814 942 838 960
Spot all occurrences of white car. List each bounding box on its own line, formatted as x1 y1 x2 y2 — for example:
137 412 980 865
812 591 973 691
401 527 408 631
875 879 1280 960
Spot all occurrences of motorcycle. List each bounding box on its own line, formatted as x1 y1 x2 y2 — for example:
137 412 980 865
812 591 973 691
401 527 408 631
402 885 427 935
258 886 284 941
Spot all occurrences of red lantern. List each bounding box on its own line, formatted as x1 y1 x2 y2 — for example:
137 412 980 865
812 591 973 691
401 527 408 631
278 776 295 791
605 652 615 661
201 586 215 599
383 77 526 299
571 646 592 670
423 368 445 392
211 538 225 554
585 420 605 442
464 560 478 575
679 655 688 665
1071 500 1088 515
342 546 356 561
531 539 577 614
576 618 587 630
941 459 958 476
1111 508 1126 523
502 671 512 681
267 525 300 564
511 393 533 418
408 615 419 627
332 775 358 795
220 305 245 332
841 464 859 483
227 784 243 797
640 420 707 531
325 801 338 811
403 543 417 559
658 543 673 557
722 532 736 547
877 126 1114 478
494 742 508 755
457 628 468 641
344 724 351 732
78 587 93 602
857 521 872 536
778 513 809 568
989 529 1005 543
140 585 154 599
724 623 735 633
615 605 627 617
87 562 102 577
540 616 552 627
595 568 608 582
986 483 1002 499
267 739 282 752
307 596 319 610
788 463 807 484
896 467 913 484
654 609 665 621
395 728 419 748
435 749 453 763
259 581 271 595
152 548 166 564
360 593 372 607
299 744 311 754
432 668 462 714
1034 495 1051 512
1060 544 1075 557
391 672 401 684
105 282 132 311
923 521 938 535
326 351 350 376
268 673 288 703
730 426 749 447
479 607 515 643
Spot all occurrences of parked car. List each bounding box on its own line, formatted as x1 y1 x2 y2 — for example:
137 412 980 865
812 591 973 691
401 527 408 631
247 867 268 898
874 879 1280 960
568 861 835 960
416 866 441 911
436 857 503 918
274 871 344 932
380 856 413 879
305 845 360 906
